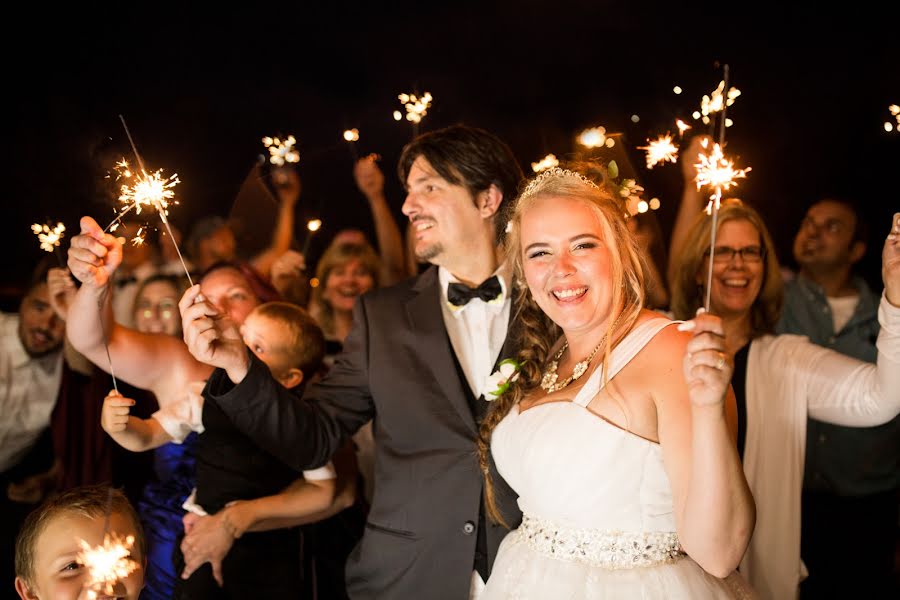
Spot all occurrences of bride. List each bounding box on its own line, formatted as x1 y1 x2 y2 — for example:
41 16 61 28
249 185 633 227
478 168 756 598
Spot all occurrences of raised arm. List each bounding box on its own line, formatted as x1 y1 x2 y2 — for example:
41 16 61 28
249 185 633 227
67 216 211 400
655 313 755 577
354 155 407 285
804 213 900 425
250 168 299 278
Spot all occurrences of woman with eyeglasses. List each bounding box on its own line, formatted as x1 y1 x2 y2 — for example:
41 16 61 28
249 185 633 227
667 175 900 599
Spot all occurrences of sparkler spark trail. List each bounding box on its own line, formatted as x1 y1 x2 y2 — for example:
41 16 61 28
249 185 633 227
531 154 559 173
639 134 679 169
262 135 300 166
676 119 691 136
76 532 139 600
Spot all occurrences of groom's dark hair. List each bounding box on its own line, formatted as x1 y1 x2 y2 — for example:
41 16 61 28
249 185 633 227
398 124 524 244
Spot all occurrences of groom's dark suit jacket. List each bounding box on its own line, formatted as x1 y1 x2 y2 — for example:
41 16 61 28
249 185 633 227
206 266 522 599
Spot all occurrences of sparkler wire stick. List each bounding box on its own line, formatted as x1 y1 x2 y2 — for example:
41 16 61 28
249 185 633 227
704 64 729 311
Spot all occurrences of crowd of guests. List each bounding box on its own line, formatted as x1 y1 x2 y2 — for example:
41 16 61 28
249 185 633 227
2 128 897 599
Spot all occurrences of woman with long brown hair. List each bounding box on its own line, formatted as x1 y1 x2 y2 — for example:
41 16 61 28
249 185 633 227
478 168 755 598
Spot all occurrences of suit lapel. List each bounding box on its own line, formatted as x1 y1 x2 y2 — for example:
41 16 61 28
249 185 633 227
406 267 478 435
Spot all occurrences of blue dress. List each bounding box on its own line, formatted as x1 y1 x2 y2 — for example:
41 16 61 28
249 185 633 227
138 433 197 600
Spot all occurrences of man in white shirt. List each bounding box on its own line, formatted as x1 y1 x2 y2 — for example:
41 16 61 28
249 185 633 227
1 260 66 590
778 198 898 597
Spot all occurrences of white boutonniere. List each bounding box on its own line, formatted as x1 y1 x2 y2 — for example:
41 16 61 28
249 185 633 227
483 359 521 401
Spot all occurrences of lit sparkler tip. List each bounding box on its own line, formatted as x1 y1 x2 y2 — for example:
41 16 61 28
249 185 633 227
639 133 679 169
343 129 360 142
694 143 751 201
76 532 139 599
307 219 322 232
676 119 692 136
31 222 66 253
577 126 609 148
530 153 559 173
699 80 742 118
262 135 300 166
397 91 433 125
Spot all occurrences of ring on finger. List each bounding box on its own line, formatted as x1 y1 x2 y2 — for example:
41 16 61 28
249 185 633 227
715 352 726 370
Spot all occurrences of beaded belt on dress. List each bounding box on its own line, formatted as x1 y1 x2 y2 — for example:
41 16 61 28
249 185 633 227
518 514 685 569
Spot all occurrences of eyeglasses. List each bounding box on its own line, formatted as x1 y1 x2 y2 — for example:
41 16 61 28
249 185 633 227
703 245 766 263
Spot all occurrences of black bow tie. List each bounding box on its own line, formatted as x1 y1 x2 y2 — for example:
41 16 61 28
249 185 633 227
447 275 503 307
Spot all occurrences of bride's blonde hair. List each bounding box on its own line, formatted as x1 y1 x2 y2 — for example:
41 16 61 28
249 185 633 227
477 168 646 526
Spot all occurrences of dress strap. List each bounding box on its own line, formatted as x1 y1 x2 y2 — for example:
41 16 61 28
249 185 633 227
572 318 681 407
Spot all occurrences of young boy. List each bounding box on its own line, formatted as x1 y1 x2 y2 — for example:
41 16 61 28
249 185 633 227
14 484 146 600
101 301 333 597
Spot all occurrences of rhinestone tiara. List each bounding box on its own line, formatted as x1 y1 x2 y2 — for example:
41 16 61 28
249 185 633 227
521 167 599 197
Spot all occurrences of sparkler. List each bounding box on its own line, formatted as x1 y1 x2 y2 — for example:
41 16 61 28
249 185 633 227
676 119 691 137
397 92 432 124
577 126 616 148
696 79 741 126
262 135 300 166
76 532 139 600
31 221 66 266
100 116 193 393
639 133 679 169
343 129 360 160
301 219 322 256
531 153 559 173
886 104 899 133
694 111 752 308
396 91 433 137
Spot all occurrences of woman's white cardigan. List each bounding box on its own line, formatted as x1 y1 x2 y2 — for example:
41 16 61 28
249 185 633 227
741 295 900 599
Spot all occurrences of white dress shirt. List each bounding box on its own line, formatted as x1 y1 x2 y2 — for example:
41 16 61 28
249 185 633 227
437 266 512 400
0 313 63 473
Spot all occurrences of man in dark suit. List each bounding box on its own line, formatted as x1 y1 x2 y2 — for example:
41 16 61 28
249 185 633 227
180 125 525 599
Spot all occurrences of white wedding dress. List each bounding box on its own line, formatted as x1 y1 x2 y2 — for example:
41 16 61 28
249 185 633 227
483 319 755 599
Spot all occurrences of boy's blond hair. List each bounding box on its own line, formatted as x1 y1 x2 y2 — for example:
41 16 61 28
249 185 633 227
15 485 145 586
253 302 326 376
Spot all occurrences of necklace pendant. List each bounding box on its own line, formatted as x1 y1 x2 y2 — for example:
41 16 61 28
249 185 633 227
572 361 588 380
540 360 560 391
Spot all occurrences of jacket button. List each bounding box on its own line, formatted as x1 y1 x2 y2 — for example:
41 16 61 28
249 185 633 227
463 521 476 535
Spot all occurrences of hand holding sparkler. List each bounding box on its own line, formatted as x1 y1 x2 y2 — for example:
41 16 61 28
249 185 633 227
68 217 124 289
179 285 249 383
47 267 77 321
883 213 900 307
354 155 385 201
272 168 302 205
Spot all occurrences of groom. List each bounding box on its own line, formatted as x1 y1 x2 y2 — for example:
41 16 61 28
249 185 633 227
181 125 525 599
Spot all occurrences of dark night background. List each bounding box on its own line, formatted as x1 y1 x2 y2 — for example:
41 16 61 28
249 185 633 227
6 2 898 304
